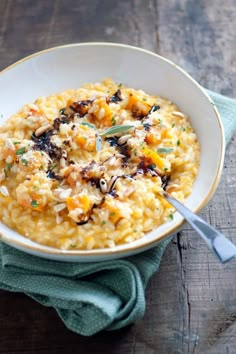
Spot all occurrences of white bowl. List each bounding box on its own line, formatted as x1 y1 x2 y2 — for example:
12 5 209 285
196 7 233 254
0 43 225 262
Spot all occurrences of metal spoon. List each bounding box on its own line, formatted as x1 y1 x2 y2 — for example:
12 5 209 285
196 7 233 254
161 191 236 263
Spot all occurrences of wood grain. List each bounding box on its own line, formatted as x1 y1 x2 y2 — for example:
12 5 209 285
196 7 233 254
0 1 236 353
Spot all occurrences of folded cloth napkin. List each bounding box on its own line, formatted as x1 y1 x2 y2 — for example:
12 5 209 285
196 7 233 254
0 90 235 336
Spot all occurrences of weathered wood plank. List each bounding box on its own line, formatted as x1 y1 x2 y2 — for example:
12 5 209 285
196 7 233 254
157 1 236 353
0 0 235 353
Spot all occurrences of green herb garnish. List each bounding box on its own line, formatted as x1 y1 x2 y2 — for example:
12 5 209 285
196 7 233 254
80 122 96 129
6 163 12 171
16 147 26 155
172 124 176 128
142 97 147 101
31 200 39 207
111 116 116 126
164 167 169 172
169 212 174 220
13 141 20 145
100 125 134 136
118 83 123 88
101 221 106 226
157 147 174 154
21 159 28 166
177 140 181 146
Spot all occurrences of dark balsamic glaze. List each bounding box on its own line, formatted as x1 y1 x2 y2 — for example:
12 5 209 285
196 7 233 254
70 100 93 117
76 197 105 225
161 175 170 190
148 105 160 114
105 136 130 160
46 169 63 181
142 122 152 131
132 104 161 120
107 89 123 103
32 130 62 160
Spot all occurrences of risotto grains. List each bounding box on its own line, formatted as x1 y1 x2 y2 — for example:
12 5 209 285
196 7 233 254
0 79 200 250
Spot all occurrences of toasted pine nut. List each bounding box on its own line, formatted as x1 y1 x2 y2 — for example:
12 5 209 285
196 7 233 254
35 124 51 137
172 111 185 118
118 134 131 145
99 178 107 193
0 185 9 197
54 203 67 213
6 139 15 151
59 188 72 200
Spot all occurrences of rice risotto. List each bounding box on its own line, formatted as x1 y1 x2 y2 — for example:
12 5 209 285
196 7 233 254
0 79 200 250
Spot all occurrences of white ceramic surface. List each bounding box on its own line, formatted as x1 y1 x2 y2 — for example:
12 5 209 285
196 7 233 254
0 43 225 262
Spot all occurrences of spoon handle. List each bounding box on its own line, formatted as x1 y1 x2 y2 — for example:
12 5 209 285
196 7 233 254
162 191 236 263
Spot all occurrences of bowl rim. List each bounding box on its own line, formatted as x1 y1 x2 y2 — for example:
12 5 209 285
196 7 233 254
0 42 225 257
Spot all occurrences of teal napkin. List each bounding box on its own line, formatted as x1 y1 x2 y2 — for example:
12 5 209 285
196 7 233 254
0 90 235 336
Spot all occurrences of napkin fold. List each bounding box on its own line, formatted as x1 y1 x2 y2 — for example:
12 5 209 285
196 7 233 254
0 90 235 336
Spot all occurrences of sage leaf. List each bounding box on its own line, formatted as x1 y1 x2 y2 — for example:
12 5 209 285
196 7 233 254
96 136 102 151
80 122 96 130
157 147 174 154
100 125 134 136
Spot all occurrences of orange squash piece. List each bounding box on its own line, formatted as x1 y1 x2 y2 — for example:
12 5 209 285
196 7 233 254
66 194 90 212
142 146 165 169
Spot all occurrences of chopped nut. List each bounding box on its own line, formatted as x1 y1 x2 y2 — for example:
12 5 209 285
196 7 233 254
172 111 185 118
54 203 67 212
6 139 15 151
59 188 72 200
117 134 131 145
99 178 107 193
115 153 126 158
35 124 51 137
0 185 9 197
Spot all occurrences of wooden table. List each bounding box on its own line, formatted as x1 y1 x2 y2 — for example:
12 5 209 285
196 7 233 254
0 1 235 353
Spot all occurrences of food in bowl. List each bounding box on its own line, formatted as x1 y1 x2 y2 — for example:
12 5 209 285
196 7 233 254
0 79 200 250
